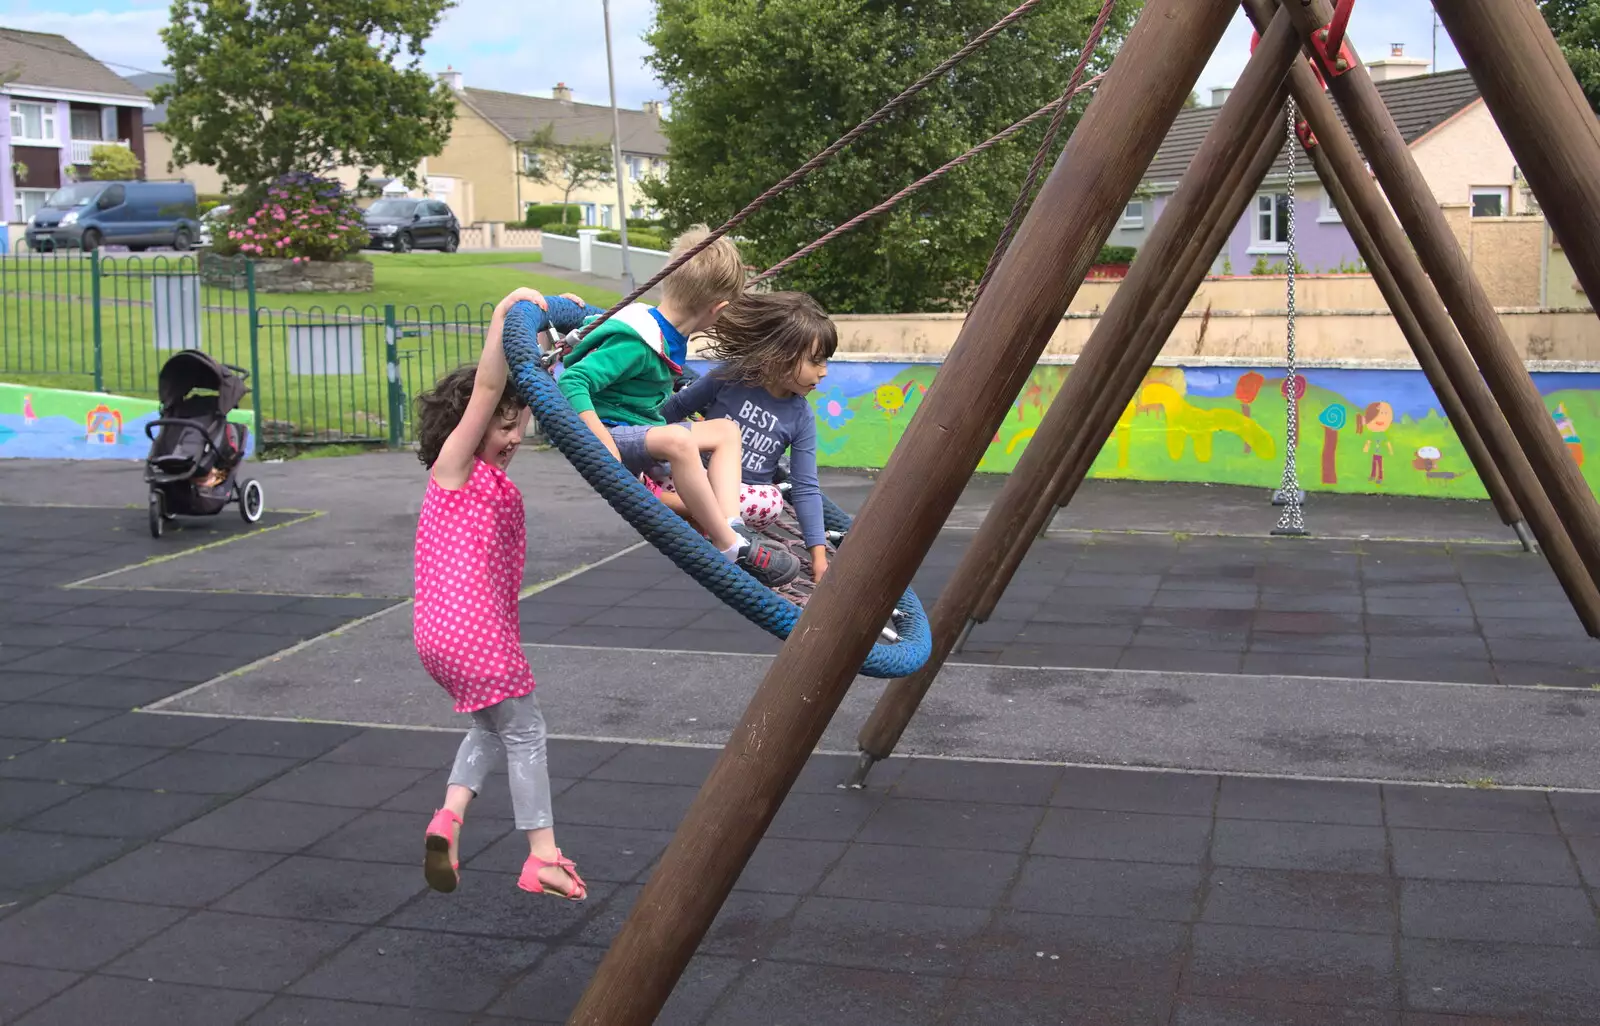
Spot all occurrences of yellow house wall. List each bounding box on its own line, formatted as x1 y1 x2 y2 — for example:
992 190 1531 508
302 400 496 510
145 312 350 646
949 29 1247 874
143 129 227 195
1411 100 1521 213
427 100 519 223
518 153 665 223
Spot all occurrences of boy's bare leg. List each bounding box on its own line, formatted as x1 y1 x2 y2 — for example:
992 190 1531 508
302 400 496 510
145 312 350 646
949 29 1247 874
690 419 743 521
646 425 739 552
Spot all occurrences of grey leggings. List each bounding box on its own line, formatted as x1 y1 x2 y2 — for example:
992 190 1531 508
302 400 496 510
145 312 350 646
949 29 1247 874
448 691 553 831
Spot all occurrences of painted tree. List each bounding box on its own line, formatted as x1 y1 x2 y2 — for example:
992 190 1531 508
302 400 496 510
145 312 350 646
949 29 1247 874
1235 370 1265 454
154 0 457 195
643 0 1141 313
1317 403 1347 485
520 126 615 224
1538 0 1600 114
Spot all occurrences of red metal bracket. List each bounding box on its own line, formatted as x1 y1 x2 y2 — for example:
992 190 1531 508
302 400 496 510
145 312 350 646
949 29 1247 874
1296 120 1318 149
1311 0 1358 78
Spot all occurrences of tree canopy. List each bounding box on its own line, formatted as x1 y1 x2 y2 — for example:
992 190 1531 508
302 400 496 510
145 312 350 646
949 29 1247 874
643 0 1140 314
154 0 457 195
1539 0 1600 114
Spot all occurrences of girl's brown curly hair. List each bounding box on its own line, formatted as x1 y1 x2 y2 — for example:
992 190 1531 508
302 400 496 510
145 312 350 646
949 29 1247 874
413 365 524 468
696 291 837 389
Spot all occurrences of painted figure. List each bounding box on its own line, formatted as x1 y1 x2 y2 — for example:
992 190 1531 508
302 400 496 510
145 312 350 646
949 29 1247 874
22 394 36 426
1358 401 1395 484
1554 402 1584 467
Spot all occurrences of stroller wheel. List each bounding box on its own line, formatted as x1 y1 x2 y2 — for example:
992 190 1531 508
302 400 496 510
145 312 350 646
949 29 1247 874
148 490 165 539
239 479 264 523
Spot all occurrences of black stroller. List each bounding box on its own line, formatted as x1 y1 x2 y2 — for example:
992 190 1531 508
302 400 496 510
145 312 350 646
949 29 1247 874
144 349 263 538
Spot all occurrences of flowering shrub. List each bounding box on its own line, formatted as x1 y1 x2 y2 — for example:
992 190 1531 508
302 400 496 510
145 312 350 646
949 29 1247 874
214 171 369 262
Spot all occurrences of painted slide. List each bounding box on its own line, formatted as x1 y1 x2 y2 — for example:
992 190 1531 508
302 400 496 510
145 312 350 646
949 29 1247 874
682 359 1600 501
0 383 255 460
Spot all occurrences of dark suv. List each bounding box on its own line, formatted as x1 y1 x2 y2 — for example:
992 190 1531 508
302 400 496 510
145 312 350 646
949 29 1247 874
363 198 460 253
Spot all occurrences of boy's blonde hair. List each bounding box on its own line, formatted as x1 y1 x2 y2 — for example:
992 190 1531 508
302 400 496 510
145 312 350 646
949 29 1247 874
660 224 745 312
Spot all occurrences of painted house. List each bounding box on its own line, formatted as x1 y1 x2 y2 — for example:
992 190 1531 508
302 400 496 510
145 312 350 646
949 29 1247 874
427 70 669 227
0 28 151 226
1108 49 1536 276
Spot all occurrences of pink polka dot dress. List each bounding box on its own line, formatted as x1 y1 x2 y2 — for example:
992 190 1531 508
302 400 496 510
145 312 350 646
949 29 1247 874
413 459 535 713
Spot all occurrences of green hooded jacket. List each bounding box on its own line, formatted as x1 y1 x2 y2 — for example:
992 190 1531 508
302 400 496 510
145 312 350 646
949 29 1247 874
556 303 679 427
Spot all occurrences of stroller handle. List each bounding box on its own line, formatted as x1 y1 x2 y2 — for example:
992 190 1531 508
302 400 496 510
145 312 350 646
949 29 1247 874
144 418 219 457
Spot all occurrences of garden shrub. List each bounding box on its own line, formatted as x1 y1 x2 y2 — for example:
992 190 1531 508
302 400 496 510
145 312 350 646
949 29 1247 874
1095 244 1137 265
525 203 584 227
214 172 369 262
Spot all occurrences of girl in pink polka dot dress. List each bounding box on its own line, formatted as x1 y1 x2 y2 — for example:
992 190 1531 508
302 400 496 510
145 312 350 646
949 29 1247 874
414 287 587 902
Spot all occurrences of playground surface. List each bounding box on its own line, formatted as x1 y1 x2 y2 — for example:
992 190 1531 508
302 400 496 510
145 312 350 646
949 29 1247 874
2 450 1600 1024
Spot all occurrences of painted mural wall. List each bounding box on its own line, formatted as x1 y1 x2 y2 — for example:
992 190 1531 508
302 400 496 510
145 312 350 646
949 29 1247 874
691 359 1600 500
0 383 254 460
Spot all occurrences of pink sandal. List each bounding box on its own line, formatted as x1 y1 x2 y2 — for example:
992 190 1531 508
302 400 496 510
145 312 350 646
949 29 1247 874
424 808 463 893
518 849 587 901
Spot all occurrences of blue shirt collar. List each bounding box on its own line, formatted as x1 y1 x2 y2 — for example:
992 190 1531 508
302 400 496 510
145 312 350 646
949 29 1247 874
647 307 688 369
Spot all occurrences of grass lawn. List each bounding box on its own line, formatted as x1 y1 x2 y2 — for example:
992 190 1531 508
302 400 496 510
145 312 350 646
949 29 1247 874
1 250 619 442
267 251 620 315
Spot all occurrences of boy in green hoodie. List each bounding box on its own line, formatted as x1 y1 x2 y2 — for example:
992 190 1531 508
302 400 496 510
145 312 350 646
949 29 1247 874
558 225 800 586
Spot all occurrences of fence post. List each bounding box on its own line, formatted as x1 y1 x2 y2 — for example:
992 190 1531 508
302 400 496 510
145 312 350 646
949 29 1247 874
90 249 104 392
246 259 263 453
384 304 403 449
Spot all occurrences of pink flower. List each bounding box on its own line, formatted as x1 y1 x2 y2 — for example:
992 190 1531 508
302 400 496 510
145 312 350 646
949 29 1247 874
328 233 339 240
277 238 288 247
247 216 257 226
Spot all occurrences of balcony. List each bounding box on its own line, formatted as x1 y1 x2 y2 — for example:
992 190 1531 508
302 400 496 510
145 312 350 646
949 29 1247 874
69 138 130 165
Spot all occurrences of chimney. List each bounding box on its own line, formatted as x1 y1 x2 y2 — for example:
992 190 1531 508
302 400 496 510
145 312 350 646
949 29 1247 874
1367 43 1431 82
552 82 573 102
642 100 661 120
437 66 462 91
1210 86 1231 107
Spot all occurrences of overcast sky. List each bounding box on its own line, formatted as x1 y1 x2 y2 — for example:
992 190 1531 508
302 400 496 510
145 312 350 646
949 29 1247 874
8 0 1459 109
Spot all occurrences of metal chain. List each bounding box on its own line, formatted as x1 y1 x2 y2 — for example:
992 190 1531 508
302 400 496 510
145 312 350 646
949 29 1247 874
1273 97 1307 536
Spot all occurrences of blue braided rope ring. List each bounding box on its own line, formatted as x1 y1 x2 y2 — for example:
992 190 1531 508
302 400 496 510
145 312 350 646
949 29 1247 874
503 298 931 679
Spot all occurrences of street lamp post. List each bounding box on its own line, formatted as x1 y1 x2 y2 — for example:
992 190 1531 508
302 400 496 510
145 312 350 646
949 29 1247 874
603 0 635 294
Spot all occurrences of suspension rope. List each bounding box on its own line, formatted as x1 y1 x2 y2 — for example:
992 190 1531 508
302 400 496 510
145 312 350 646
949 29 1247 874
1273 97 1308 537
974 0 1121 300
750 76 1105 287
568 0 1050 343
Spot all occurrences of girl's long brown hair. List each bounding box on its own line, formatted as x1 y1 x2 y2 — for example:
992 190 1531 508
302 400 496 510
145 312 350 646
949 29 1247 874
697 291 837 388
413 365 523 468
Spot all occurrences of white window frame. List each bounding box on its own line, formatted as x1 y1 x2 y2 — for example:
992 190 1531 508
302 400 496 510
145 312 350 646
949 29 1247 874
1249 192 1291 254
1470 186 1511 218
69 107 103 142
10 100 58 146
1317 191 1343 224
1121 200 1145 229
14 187 51 223
626 155 643 181
581 202 597 226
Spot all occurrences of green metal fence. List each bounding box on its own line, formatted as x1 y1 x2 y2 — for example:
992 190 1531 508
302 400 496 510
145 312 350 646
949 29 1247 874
0 247 498 451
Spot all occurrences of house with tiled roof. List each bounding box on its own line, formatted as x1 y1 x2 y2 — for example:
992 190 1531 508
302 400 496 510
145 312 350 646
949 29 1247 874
1107 49 1537 276
1 28 153 224
425 69 668 227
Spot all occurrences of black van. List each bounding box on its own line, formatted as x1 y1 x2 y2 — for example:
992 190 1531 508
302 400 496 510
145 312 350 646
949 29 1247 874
26 180 201 252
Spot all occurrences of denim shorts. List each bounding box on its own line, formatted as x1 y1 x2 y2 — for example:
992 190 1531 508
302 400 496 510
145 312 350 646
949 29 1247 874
608 422 688 480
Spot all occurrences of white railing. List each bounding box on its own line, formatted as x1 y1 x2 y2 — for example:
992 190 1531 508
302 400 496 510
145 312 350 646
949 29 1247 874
69 138 130 165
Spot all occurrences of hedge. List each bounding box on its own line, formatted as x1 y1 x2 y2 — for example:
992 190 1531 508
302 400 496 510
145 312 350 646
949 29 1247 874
525 203 584 228
1096 244 1137 265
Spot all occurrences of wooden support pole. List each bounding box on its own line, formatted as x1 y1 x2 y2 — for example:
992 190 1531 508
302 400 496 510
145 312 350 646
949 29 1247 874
1434 1 1600 309
966 99 1291 627
853 12 1303 766
1275 0 1600 635
564 2 1242 1021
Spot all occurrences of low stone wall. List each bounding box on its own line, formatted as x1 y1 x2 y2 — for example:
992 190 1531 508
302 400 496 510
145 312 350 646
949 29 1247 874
801 295 1599 364
252 258 373 294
